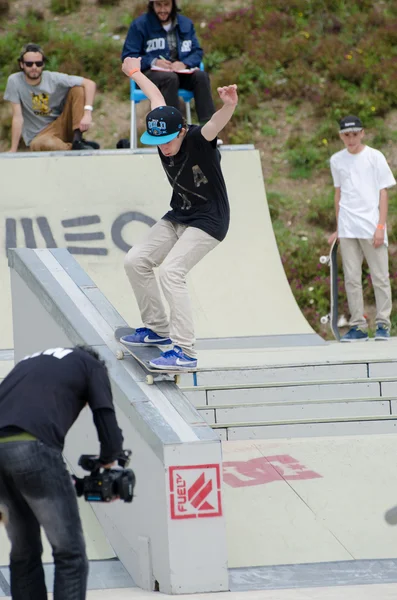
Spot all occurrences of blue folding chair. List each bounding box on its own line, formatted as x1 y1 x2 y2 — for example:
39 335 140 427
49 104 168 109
129 63 204 149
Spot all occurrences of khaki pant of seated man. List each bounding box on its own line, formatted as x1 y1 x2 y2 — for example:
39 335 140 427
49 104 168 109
30 86 85 152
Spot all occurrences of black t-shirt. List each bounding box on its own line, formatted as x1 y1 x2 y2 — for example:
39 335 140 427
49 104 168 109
0 348 123 455
159 125 230 241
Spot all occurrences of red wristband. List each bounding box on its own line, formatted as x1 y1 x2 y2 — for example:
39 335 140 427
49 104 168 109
377 224 385 230
128 68 140 77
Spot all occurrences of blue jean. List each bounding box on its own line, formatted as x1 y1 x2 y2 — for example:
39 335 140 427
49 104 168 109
0 440 88 600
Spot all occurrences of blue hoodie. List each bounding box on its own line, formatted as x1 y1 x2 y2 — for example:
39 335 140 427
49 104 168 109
121 11 204 71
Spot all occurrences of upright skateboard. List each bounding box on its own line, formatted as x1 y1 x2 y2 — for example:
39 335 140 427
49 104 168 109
319 238 340 341
114 326 198 385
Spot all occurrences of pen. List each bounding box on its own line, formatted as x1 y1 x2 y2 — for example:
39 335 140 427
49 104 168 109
159 55 167 61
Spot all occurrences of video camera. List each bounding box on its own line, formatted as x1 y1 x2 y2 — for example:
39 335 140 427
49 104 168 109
73 449 135 503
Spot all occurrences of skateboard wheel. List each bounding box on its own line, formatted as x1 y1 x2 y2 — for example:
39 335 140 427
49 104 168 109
146 375 154 385
116 350 124 360
174 374 181 385
320 315 330 325
319 256 329 265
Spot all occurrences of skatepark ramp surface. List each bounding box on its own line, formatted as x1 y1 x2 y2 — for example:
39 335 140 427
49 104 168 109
0 148 323 351
5 247 228 595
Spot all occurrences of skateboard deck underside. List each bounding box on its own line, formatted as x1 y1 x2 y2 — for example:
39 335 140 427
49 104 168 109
329 240 340 341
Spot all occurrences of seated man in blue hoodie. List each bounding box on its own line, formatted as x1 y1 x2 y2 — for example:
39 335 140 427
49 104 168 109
122 0 215 124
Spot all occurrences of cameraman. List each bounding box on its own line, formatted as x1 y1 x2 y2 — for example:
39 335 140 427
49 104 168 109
0 345 124 600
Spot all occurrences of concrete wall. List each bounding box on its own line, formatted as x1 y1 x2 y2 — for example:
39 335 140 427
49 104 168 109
0 149 315 350
8 248 228 594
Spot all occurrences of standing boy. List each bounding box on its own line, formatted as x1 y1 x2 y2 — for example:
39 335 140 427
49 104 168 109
329 115 396 342
120 56 237 369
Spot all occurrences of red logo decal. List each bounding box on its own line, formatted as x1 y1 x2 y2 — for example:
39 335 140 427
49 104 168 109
223 455 322 488
169 464 222 519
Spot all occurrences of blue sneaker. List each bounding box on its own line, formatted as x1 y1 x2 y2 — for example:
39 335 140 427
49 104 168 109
340 326 368 343
149 346 197 370
121 327 171 347
375 324 390 341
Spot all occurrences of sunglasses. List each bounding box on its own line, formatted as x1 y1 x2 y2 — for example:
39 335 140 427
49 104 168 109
23 61 44 67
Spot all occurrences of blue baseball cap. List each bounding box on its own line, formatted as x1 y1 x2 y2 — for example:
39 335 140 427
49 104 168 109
140 106 184 145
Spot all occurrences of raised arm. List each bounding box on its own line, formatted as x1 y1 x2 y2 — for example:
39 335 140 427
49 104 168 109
201 85 238 142
9 102 23 152
122 57 165 110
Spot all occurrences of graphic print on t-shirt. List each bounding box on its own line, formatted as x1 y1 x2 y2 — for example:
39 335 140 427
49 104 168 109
32 91 50 115
165 155 209 211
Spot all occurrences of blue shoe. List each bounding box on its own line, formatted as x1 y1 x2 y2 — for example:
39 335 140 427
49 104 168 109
149 346 197 370
375 324 390 341
121 327 171 347
340 326 368 343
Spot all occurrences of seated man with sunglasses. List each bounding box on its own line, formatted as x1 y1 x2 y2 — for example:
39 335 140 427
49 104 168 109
4 43 99 152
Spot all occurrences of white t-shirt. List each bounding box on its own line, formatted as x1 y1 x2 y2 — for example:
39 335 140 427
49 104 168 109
330 145 396 243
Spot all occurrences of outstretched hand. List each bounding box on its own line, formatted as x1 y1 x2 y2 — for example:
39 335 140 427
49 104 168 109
217 84 238 106
122 57 141 78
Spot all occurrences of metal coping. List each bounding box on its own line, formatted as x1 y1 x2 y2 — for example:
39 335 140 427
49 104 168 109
230 558 397 591
0 145 255 160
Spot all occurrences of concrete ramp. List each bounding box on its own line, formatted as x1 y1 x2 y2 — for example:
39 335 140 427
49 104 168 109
5 247 228 595
0 149 321 350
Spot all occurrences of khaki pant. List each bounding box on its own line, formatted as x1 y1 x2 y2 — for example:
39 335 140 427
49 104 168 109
124 219 219 357
30 86 84 151
339 238 392 329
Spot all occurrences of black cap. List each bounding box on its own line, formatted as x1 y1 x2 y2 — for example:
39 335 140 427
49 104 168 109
141 106 184 145
339 115 363 133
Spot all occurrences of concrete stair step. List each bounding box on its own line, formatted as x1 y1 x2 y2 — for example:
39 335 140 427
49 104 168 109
179 358 397 388
198 396 393 426
182 377 397 408
182 375 397 392
211 414 397 441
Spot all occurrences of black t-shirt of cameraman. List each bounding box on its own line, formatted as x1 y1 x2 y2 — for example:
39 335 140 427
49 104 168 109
0 345 124 600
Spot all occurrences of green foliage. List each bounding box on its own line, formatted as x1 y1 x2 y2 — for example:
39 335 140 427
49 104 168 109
50 0 81 15
201 1 397 135
285 142 324 179
307 189 336 230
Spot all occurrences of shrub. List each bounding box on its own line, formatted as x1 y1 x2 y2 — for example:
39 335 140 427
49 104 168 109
50 0 81 15
285 141 325 179
307 189 336 230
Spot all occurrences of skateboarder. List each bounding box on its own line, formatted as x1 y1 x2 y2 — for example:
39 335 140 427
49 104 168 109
120 56 238 369
328 115 396 342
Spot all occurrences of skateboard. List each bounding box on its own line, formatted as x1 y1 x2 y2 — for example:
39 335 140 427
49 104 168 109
114 326 197 385
319 238 340 341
